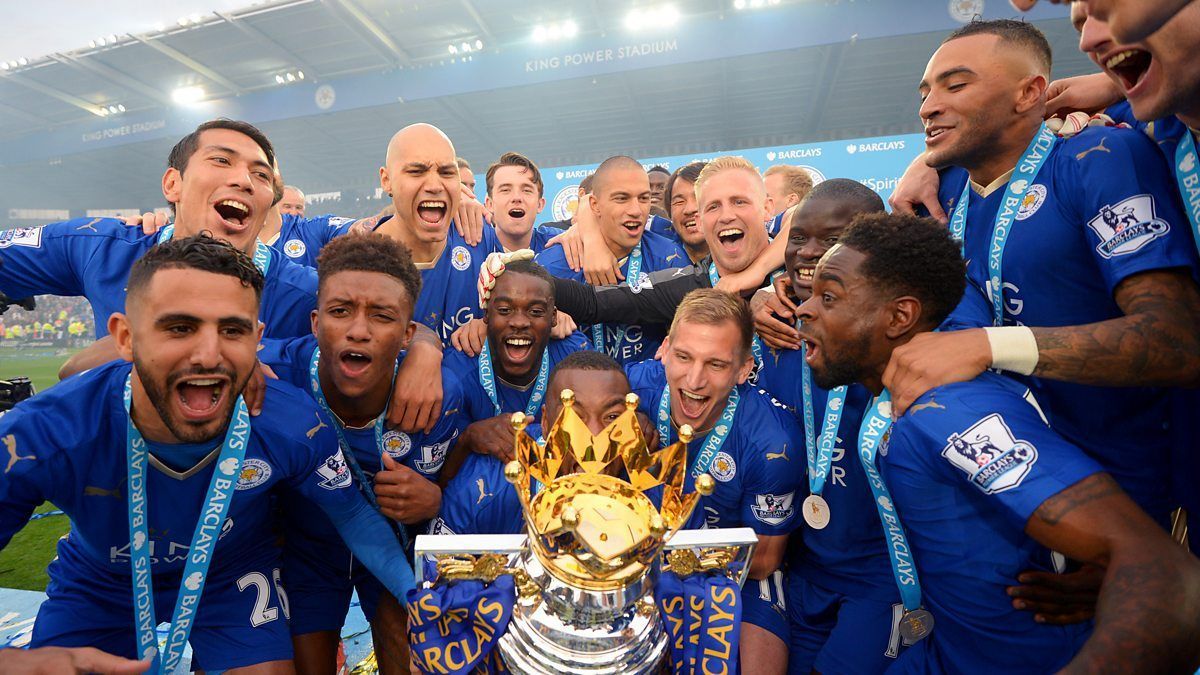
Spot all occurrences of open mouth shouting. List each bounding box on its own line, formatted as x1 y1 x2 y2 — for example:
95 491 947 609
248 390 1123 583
213 198 252 231
173 374 231 423
1102 48 1153 94
416 200 448 226
507 207 527 221
500 334 536 370
716 226 747 256
338 348 374 380
675 387 712 423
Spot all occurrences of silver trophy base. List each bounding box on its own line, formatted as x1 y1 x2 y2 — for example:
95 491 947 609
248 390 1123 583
496 547 667 674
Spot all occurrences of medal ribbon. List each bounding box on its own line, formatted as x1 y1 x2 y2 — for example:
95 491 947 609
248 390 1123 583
800 344 846 498
308 348 409 551
657 382 740 478
948 124 1058 326
123 373 250 673
591 244 642 355
1173 132 1200 257
478 340 550 418
707 263 764 367
158 224 272 275
858 391 925 614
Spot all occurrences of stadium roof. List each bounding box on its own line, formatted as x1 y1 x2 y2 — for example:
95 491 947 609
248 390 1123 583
0 0 1091 213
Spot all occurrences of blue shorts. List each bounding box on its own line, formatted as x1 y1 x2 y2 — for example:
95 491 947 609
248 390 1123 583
786 574 905 675
282 527 386 636
31 555 292 671
741 570 789 644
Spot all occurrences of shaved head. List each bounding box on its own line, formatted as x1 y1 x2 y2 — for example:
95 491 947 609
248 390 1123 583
591 156 645 196
385 123 456 165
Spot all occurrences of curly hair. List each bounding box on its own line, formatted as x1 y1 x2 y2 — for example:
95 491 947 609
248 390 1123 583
316 233 422 306
837 213 966 327
128 233 263 303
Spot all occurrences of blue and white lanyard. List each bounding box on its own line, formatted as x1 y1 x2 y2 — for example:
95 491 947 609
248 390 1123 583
800 345 847 498
949 124 1058 326
707 263 764 367
657 382 740 478
123 373 250 673
592 244 642 353
478 340 550 418
158 224 272 275
858 391 924 613
307 349 409 551
1173 132 1200 257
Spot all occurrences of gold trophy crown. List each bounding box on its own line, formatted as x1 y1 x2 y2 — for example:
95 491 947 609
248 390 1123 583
505 389 713 591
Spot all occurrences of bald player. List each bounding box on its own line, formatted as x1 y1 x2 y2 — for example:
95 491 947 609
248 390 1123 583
367 124 503 345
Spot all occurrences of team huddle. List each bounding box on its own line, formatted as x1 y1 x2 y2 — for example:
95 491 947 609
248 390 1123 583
2 2 1200 673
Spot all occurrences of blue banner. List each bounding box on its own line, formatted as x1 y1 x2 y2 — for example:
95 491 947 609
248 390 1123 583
407 576 515 675
535 133 924 223
656 571 742 674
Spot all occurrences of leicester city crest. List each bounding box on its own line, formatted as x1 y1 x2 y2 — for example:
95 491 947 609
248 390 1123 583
284 238 307 258
235 458 272 491
383 430 413 459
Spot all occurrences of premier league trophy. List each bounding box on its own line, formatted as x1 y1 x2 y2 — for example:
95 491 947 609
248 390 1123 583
409 390 758 674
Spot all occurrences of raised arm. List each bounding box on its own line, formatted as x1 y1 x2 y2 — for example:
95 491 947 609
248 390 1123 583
387 322 445 433
1025 473 1200 674
552 266 703 327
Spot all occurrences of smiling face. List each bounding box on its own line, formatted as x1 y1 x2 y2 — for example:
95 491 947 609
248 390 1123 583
794 245 890 391
1078 1 1200 123
486 165 546 246
1076 0 1192 43
313 269 415 402
669 177 705 250
697 168 771 276
485 272 556 384
115 268 262 443
662 319 754 432
379 125 461 247
786 199 862 301
592 167 652 256
919 34 1029 171
163 128 277 253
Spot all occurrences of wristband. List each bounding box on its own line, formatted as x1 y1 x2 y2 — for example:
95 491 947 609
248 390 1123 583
984 325 1039 376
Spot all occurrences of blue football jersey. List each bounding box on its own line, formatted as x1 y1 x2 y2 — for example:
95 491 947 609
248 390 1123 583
537 231 689 365
527 225 561 253
431 452 524 536
626 359 803 536
936 125 1199 521
271 213 357 268
766 211 787 239
755 347 897 600
256 334 466 481
0 360 367 590
646 214 678 242
0 218 317 339
883 371 1101 674
443 332 590 424
367 217 502 345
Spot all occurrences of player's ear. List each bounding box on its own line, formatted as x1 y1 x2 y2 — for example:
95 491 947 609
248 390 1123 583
256 320 265 344
1016 73 1048 115
536 196 546 213
548 305 558 329
162 167 182 205
484 195 494 211
588 192 601 216
310 308 319 337
109 312 134 363
379 166 392 197
734 349 755 385
885 296 923 340
401 319 416 350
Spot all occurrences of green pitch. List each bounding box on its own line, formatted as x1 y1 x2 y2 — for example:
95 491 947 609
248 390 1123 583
0 349 78 591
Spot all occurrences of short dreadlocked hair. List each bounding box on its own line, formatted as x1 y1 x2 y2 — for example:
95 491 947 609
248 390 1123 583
316 233 422 306
837 213 966 328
